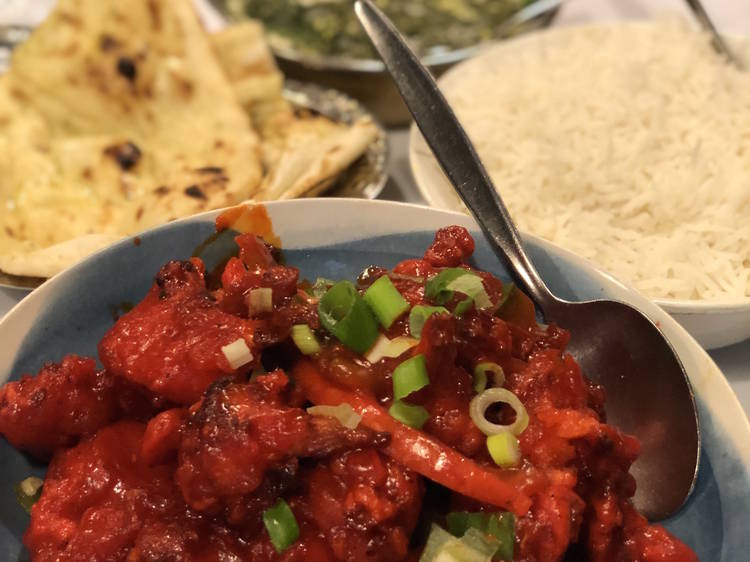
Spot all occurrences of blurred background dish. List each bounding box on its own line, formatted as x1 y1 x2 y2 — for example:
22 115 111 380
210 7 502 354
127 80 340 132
409 21 750 349
210 0 562 125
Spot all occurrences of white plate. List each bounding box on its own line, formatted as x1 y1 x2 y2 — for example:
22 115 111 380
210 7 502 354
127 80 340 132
409 23 750 349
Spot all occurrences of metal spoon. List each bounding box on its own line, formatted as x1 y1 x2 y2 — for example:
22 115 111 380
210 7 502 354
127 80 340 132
684 0 743 69
354 0 699 521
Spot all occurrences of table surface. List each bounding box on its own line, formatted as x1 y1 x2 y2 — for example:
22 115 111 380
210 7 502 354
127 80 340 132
1 0 749 420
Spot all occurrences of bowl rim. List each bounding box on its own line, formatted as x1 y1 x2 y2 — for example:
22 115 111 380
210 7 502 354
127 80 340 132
655 297 750 314
272 43 482 73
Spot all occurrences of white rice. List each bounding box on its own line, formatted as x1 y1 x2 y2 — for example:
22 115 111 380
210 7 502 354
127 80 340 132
441 21 750 302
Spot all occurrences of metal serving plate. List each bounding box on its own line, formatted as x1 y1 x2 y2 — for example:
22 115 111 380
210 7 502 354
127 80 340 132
213 0 563 125
283 79 388 200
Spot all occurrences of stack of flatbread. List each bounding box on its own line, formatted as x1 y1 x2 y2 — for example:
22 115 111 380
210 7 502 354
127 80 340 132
0 0 379 279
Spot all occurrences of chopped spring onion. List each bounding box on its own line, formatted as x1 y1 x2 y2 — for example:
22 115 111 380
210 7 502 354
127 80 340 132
263 499 300 553
469 387 529 436
419 523 499 562
392 354 429 401
307 403 361 429
221 338 254 370
246 287 273 314
473 362 506 393
318 280 379 354
312 277 335 298
472 369 487 394
446 273 492 310
365 334 418 364
425 268 470 304
425 268 492 312
15 476 43 514
452 296 475 317
290 324 320 355
408 305 449 339
486 432 521 468
389 400 430 429
446 511 515 562
363 275 410 328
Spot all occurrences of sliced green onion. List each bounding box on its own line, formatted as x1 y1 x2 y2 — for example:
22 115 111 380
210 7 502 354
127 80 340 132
420 523 455 562
221 338 254 370
425 268 470 304
425 268 492 312
389 400 430 429
365 334 418 364
460 528 502 561
307 403 361 429
15 476 43 514
445 511 515 562
363 276 410 329
469 387 529 436
473 362 506 392
318 280 379 354
487 432 521 468
312 277 335 298
392 354 429 401
408 305 449 339
263 499 300 553
486 512 515 561
290 324 321 355
446 273 492 310
419 523 498 562
247 287 273 314
453 296 474 317
472 369 487 393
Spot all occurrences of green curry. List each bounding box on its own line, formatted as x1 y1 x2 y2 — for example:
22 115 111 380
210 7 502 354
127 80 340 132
219 0 531 60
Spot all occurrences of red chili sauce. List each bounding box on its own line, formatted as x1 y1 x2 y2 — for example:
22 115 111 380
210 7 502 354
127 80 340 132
0 226 697 562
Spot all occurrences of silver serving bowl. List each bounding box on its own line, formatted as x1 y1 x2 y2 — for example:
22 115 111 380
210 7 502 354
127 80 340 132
213 0 563 126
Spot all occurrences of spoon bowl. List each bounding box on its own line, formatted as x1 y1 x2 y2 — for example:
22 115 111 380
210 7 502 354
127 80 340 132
354 0 700 520
546 298 699 518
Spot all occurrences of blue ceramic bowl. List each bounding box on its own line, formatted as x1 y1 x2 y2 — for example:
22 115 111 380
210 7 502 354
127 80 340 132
1 199 748 560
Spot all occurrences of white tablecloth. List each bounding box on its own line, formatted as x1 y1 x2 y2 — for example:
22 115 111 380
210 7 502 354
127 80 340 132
1 0 749 419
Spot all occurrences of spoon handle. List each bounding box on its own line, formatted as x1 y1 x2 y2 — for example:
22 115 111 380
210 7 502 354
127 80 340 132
354 0 557 311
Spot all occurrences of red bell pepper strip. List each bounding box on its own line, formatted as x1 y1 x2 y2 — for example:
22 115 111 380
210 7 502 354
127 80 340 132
293 359 533 516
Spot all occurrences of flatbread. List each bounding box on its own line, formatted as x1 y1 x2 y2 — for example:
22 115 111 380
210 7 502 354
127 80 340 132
210 24 380 201
257 116 379 200
0 6 379 279
0 0 262 278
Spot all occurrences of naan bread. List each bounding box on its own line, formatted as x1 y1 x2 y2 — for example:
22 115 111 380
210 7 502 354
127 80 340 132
210 24 380 201
0 5 379 280
0 0 262 278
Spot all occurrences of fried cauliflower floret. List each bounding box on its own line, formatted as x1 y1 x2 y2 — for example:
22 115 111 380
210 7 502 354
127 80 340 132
99 259 259 405
176 371 387 516
0 355 155 459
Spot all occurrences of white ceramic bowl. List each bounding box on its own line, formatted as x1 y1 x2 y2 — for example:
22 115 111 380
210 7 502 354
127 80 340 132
0 199 749 560
408 23 750 350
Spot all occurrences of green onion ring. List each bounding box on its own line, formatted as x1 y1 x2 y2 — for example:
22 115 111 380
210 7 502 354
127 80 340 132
469 387 529 436
318 280 379 354
473 362 506 390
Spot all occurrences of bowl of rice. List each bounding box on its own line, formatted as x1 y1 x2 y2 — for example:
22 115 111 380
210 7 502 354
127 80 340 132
409 20 750 349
